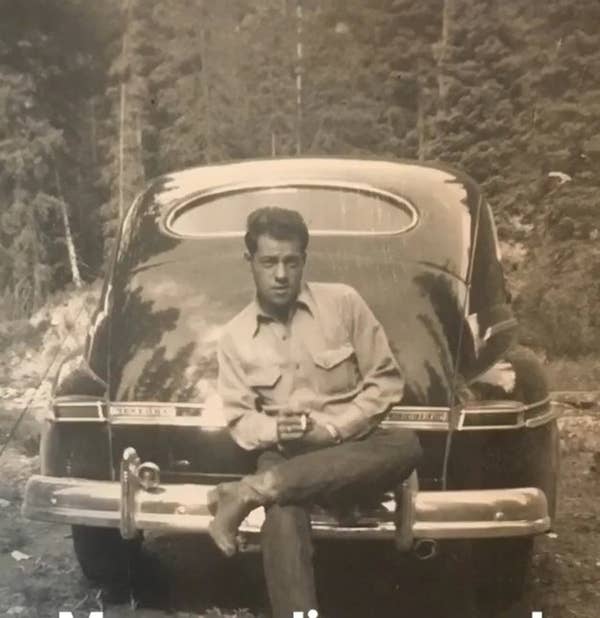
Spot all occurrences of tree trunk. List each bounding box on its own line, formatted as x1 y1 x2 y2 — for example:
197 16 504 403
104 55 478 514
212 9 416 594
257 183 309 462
58 199 83 288
118 81 126 221
417 79 426 161
29 206 42 312
54 167 83 288
199 0 214 163
295 0 303 155
89 98 98 165
117 0 134 221
437 0 453 111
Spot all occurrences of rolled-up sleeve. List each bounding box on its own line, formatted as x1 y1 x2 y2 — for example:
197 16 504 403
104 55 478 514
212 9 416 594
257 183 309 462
328 287 405 441
217 334 278 451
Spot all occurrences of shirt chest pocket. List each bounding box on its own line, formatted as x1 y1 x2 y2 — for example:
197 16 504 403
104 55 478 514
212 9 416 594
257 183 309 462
310 343 359 394
246 365 282 407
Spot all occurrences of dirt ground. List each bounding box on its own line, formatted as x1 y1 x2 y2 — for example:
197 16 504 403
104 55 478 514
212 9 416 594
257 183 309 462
0 401 599 618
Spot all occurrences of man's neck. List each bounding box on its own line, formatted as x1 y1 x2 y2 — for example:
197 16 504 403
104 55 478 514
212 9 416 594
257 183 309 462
257 297 295 324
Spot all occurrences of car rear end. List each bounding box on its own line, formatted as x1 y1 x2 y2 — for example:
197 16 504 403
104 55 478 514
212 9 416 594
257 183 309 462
23 159 559 576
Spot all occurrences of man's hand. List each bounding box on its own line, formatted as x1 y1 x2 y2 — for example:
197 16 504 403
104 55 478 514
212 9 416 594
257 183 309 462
299 423 335 447
275 408 340 448
276 409 310 442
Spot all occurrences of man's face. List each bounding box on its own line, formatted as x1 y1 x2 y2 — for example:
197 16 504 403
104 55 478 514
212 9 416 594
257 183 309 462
247 234 306 314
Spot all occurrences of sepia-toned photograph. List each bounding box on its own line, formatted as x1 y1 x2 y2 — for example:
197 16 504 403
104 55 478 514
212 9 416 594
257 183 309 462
0 2 599 617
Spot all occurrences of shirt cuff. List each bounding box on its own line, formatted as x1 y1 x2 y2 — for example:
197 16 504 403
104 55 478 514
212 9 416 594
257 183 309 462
329 403 372 441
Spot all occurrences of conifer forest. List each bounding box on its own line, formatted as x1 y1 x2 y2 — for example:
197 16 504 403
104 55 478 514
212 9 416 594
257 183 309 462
1 1 600 349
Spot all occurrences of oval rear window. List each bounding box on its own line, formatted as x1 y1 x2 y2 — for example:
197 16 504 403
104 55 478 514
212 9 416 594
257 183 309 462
165 184 417 237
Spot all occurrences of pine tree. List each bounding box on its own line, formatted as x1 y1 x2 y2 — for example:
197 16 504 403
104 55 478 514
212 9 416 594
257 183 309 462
0 69 64 315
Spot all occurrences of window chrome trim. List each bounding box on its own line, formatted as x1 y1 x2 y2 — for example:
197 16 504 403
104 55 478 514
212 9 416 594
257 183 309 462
482 318 519 342
161 180 420 239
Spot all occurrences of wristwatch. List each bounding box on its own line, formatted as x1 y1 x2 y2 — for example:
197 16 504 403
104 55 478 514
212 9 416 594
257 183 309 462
323 422 342 444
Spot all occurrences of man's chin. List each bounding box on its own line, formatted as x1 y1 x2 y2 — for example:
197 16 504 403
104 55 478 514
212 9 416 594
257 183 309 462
266 291 294 309
269 295 292 307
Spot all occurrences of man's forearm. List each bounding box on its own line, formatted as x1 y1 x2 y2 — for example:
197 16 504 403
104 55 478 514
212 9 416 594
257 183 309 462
327 376 403 441
326 403 374 441
229 411 279 451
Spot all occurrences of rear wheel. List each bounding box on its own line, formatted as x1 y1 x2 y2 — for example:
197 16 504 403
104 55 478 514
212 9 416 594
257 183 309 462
472 537 533 610
72 525 142 585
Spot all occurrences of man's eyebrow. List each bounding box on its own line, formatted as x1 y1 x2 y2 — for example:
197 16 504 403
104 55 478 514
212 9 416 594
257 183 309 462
257 252 302 259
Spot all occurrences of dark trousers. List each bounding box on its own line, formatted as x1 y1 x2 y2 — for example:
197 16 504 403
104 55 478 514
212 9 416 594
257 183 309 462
254 426 422 618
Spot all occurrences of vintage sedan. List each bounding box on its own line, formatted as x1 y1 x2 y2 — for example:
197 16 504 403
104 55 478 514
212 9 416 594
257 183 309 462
23 158 559 602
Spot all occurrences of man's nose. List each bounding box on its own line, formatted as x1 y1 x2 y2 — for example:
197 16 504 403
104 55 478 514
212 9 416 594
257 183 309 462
275 261 287 280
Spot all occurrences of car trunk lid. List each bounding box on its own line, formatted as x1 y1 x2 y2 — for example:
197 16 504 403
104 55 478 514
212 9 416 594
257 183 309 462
104 235 470 486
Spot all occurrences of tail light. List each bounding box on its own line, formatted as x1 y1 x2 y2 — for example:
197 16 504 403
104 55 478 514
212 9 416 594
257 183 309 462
50 396 106 422
385 398 556 432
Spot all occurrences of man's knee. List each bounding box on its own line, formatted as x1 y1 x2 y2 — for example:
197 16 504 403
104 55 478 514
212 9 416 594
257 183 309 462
405 430 423 466
375 427 423 468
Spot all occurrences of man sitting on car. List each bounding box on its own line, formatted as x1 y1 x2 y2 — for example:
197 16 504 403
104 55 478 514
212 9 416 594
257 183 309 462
210 206 422 618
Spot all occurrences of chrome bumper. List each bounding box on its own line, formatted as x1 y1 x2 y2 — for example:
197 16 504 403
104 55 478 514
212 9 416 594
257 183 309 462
22 448 550 546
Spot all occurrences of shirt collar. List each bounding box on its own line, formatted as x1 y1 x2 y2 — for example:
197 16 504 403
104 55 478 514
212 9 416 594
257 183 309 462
251 282 315 337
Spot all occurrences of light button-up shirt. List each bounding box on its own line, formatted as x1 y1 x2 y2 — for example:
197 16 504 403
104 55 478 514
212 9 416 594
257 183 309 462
217 282 404 450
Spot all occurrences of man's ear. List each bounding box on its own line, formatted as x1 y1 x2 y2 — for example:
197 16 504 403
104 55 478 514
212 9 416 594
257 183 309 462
244 251 252 264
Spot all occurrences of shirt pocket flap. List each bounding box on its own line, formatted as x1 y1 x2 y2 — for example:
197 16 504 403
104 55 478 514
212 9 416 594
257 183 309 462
247 366 282 388
311 344 354 370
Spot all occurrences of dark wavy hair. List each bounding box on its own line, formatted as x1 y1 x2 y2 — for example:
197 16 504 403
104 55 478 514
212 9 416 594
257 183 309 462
244 207 309 255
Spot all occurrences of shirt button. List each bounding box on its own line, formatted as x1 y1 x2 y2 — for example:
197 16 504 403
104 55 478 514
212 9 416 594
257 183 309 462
282 334 287 340
296 363 300 369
